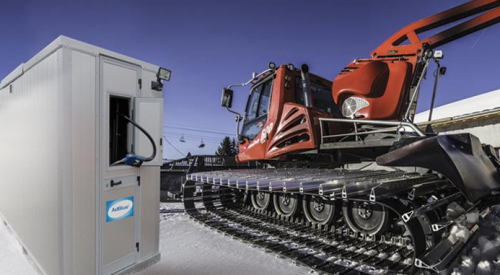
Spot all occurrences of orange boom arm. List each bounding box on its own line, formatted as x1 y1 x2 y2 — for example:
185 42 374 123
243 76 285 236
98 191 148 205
373 0 500 57
333 0 500 122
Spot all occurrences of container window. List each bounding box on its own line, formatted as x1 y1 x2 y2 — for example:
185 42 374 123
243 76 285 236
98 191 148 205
110 96 131 165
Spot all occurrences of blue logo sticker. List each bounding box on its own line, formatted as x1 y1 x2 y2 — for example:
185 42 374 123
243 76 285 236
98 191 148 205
106 196 134 222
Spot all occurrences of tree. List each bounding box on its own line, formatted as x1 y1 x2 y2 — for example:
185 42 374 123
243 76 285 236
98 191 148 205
216 136 237 157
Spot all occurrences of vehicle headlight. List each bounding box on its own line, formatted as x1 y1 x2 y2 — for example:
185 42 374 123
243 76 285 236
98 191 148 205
341 97 369 118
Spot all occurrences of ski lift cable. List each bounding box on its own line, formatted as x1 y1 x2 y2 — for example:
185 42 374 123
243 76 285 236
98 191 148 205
164 133 227 142
166 130 231 139
164 125 236 136
166 131 224 139
172 137 224 143
164 129 237 140
163 136 185 157
164 124 234 134
166 135 222 143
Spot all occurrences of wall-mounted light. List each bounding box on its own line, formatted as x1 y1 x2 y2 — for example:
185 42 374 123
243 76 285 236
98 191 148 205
151 67 171 92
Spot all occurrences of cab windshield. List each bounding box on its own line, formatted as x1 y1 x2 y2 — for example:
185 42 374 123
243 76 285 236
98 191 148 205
241 77 273 141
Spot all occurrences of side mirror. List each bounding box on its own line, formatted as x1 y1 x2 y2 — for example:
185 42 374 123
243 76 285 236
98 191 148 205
221 88 234 108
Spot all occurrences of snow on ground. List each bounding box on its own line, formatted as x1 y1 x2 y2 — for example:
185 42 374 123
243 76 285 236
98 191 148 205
0 218 41 275
137 203 309 275
0 203 308 275
4 203 500 275
451 206 500 275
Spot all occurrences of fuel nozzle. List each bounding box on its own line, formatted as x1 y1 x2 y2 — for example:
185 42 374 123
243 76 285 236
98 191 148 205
111 113 157 168
112 154 146 167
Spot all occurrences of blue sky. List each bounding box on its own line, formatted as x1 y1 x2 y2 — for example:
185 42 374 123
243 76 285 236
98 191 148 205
1 0 499 159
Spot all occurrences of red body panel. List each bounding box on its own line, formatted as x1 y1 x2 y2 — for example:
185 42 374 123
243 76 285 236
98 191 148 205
266 103 322 159
237 67 333 162
332 60 413 120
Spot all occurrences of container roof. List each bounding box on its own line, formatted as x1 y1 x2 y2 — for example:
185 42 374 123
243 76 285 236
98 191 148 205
0 35 160 89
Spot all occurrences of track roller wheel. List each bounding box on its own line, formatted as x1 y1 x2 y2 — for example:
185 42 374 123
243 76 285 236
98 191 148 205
303 195 337 225
342 201 389 235
273 193 300 217
251 191 272 211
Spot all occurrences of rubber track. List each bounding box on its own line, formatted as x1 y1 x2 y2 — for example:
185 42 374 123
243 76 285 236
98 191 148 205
187 203 418 275
183 169 468 274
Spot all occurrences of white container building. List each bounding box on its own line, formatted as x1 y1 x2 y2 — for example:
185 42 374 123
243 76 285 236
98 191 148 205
415 89 500 152
0 36 165 275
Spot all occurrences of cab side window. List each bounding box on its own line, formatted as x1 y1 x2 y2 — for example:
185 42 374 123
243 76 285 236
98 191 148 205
258 80 272 117
246 90 260 121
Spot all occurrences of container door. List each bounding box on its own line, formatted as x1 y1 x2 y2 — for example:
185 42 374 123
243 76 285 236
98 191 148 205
102 176 140 275
134 98 163 166
99 56 141 275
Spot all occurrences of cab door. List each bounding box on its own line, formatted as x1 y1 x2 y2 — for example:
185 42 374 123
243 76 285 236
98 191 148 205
238 78 273 161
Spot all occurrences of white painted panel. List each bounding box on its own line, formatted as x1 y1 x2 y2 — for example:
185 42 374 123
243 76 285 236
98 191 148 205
71 50 97 275
139 167 160 259
135 98 163 166
102 176 139 274
140 70 163 99
102 61 137 98
0 49 62 275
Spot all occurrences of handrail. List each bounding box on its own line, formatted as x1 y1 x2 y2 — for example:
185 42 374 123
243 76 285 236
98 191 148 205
319 117 426 145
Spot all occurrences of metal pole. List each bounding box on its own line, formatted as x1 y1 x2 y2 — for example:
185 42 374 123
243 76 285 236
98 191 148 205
428 61 441 122
404 58 430 121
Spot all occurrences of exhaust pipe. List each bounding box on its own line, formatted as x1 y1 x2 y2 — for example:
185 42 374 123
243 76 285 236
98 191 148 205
300 64 313 108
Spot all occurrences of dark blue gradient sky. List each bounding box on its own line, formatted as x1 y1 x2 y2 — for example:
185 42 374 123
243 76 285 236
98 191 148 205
1 0 499 159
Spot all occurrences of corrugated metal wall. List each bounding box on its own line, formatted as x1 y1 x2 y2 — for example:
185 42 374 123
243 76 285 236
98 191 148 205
0 49 62 275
